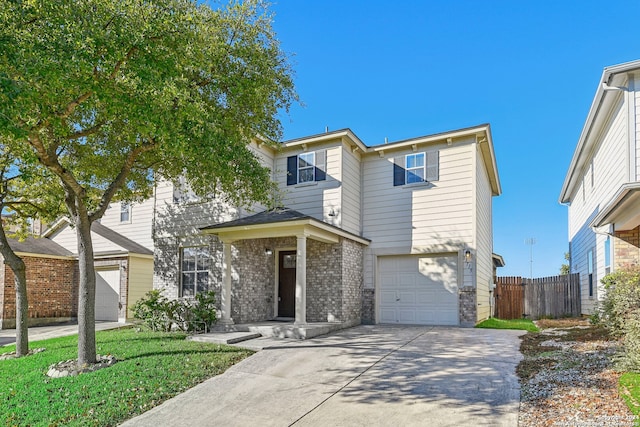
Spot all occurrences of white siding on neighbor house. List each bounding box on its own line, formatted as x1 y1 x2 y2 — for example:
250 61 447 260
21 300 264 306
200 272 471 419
635 81 640 180
275 141 344 230
49 223 127 254
100 198 155 250
340 142 362 235
362 139 475 290
475 144 494 322
568 92 628 314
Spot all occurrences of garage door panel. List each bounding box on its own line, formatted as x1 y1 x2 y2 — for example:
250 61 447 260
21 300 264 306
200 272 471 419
379 255 458 326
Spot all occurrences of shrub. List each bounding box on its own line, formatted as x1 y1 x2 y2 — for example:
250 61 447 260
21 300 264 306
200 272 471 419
599 267 640 371
132 290 218 333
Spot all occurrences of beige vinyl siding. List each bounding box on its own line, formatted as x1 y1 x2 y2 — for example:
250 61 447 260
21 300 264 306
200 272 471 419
126 256 153 319
153 179 238 240
362 139 475 290
475 144 493 322
363 140 474 249
340 142 362 235
275 142 343 228
100 198 155 250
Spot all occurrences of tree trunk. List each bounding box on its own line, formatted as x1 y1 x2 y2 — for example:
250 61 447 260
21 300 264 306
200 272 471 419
75 214 97 366
0 226 28 357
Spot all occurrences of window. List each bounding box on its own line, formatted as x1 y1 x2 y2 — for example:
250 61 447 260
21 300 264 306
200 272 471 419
587 249 594 297
298 152 315 183
604 236 611 275
173 176 199 204
286 150 326 185
393 151 439 186
180 246 210 297
120 203 131 223
405 153 425 184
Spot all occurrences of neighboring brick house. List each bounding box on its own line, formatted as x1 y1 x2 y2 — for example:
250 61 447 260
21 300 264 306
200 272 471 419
154 123 501 329
560 59 640 314
0 199 155 329
0 237 77 329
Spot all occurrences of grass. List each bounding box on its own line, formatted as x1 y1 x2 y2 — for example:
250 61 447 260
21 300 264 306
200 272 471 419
475 317 539 332
620 372 640 416
0 327 252 426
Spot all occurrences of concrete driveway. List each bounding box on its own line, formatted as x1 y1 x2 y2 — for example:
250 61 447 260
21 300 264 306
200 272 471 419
121 325 524 427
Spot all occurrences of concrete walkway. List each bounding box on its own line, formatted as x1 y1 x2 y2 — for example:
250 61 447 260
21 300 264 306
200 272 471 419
0 321 127 346
120 325 525 427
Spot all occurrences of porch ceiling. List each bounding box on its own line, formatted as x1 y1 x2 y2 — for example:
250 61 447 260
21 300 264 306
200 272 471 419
591 183 640 231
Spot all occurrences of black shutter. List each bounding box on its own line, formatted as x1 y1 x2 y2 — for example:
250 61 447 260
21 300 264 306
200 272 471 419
287 155 297 185
393 156 405 186
315 150 326 181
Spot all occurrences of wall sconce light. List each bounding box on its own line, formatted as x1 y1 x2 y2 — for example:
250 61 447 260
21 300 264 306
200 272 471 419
464 250 472 261
265 248 273 256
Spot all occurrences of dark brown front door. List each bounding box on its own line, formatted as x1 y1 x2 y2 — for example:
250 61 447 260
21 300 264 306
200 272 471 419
278 251 296 317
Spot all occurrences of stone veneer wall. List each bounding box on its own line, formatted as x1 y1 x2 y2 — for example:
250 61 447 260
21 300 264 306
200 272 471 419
361 289 375 324
0 255 78 329
614 226 640 269
341 239 363 323
459 286 477 326
306 239 342 322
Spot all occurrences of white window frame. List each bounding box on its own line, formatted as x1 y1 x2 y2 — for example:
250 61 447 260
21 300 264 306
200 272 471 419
604 236 611 275
587 249 594 297
120 202 131 223
180 246 210 297
405 152 425 184
173 176 200 204
298 152 316 183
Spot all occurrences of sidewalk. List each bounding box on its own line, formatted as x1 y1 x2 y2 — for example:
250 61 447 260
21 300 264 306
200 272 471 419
0 321 127 346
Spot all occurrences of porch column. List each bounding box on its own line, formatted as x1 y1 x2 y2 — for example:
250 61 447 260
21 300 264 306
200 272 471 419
220 241 234 326
295 234 307 325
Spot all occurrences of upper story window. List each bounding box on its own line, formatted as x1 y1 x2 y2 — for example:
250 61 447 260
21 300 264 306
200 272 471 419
180 246 210 297
173 176 200 204
393 150 439 186
120 203 131 223
287 150 326 185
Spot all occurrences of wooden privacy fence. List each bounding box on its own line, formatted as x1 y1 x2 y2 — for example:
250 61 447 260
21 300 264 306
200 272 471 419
495 273 581 320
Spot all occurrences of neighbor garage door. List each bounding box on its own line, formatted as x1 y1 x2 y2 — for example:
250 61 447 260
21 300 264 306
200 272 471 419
95 268 120 321
379 255 458 325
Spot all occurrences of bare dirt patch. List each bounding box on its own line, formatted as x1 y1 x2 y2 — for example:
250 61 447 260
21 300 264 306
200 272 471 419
518 318 637 426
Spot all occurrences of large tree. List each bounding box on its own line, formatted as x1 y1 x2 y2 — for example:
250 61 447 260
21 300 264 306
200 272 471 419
0 0 295 366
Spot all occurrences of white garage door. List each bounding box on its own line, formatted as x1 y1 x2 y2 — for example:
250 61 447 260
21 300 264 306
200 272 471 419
95 268 120 321
379 255 458 325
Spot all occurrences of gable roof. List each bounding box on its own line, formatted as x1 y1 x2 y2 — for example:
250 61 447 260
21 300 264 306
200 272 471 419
281 124 501 196
201 207 371 246
559 59 640 203
43 217 152 256
7 236 73 257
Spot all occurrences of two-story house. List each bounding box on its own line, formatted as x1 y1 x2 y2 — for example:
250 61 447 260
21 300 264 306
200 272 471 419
153 123 501 330
560 59 640 314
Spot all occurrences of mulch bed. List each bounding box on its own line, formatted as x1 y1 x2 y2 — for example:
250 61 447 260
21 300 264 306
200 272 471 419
518 318 636 426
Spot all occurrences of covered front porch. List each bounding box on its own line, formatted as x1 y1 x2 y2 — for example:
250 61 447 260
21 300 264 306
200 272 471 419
200 208 369 335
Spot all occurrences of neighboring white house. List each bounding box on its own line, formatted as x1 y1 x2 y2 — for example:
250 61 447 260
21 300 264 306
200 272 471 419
45 198 155 321
153 123 501 328
560 59 640 314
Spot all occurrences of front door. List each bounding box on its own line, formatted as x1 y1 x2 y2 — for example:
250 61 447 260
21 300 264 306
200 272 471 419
278 251 296 317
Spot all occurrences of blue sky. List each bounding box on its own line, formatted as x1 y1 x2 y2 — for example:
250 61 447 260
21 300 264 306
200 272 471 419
267 0 640 277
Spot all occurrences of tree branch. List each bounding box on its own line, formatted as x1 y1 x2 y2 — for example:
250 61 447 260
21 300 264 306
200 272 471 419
89 140 158 221
57 91 93 120
65 122 106 140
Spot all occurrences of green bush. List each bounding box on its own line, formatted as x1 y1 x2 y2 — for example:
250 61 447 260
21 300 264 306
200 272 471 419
132 290 218 333
599 267 640 371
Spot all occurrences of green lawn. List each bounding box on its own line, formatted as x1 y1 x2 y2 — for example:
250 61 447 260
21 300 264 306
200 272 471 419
620 372 640 415
0 327 252 426
475 317 539 332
